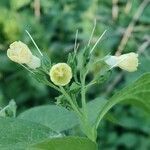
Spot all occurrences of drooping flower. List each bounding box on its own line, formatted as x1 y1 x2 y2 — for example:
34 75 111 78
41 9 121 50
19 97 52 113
105 52 139 72
7 41 32 64
49 63 72 86
7 41 41 69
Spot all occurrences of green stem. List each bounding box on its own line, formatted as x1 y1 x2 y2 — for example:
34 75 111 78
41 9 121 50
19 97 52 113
85 81 97 90
60 87 82 118
74 73 79 83
71 94 79 108
81 75 88 119
47 82 61 92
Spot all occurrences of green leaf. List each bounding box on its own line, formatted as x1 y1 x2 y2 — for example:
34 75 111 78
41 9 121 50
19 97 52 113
87 98 124 127
29 136 98 150
87 97 107 124
18 98 116 134
69 82 81 93
18 105 79 132
55 95 66 105
95 73 150 127
0 117 58 150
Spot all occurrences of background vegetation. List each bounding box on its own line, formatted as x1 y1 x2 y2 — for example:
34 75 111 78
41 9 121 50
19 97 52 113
0 0 150 149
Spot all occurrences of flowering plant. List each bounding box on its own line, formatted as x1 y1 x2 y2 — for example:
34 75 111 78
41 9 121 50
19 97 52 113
1 27 150 150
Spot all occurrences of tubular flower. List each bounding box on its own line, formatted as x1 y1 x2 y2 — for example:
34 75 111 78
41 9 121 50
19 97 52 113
49 63 72 86
7 41 41 69
7 41 32 64
105 52 139 72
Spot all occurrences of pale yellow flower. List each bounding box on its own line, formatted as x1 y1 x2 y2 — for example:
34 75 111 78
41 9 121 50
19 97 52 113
7 41 32 64
105 52 138 72
49 63 72 86
7 41 41 69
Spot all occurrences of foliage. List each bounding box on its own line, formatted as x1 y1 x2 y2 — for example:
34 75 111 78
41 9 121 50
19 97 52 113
30 137 97 150
0 0 150 149
0 117 59 149
18 105 78 132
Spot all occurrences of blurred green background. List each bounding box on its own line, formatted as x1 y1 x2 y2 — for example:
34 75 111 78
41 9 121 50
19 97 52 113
0 0 150 149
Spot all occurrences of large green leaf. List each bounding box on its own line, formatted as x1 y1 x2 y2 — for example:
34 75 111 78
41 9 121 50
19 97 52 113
18 105 78 132
29 136 98 150
95 73 150 127
0 118 58 150
18 99 108 133
87 97 107 124
87 98 126 127
18 99 115 134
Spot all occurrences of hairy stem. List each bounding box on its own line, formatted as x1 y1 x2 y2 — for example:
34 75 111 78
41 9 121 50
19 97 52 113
47 82 61 92
60 87 82 118
81 75 88 119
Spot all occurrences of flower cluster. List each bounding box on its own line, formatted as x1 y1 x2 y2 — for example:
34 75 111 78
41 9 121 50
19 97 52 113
7 40 139 87
7 41 72 86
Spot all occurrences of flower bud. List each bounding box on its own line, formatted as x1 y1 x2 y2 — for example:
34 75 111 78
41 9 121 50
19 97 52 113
7 41 32 64
26 55 41 69
49 63 72 86
105 52 138 72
